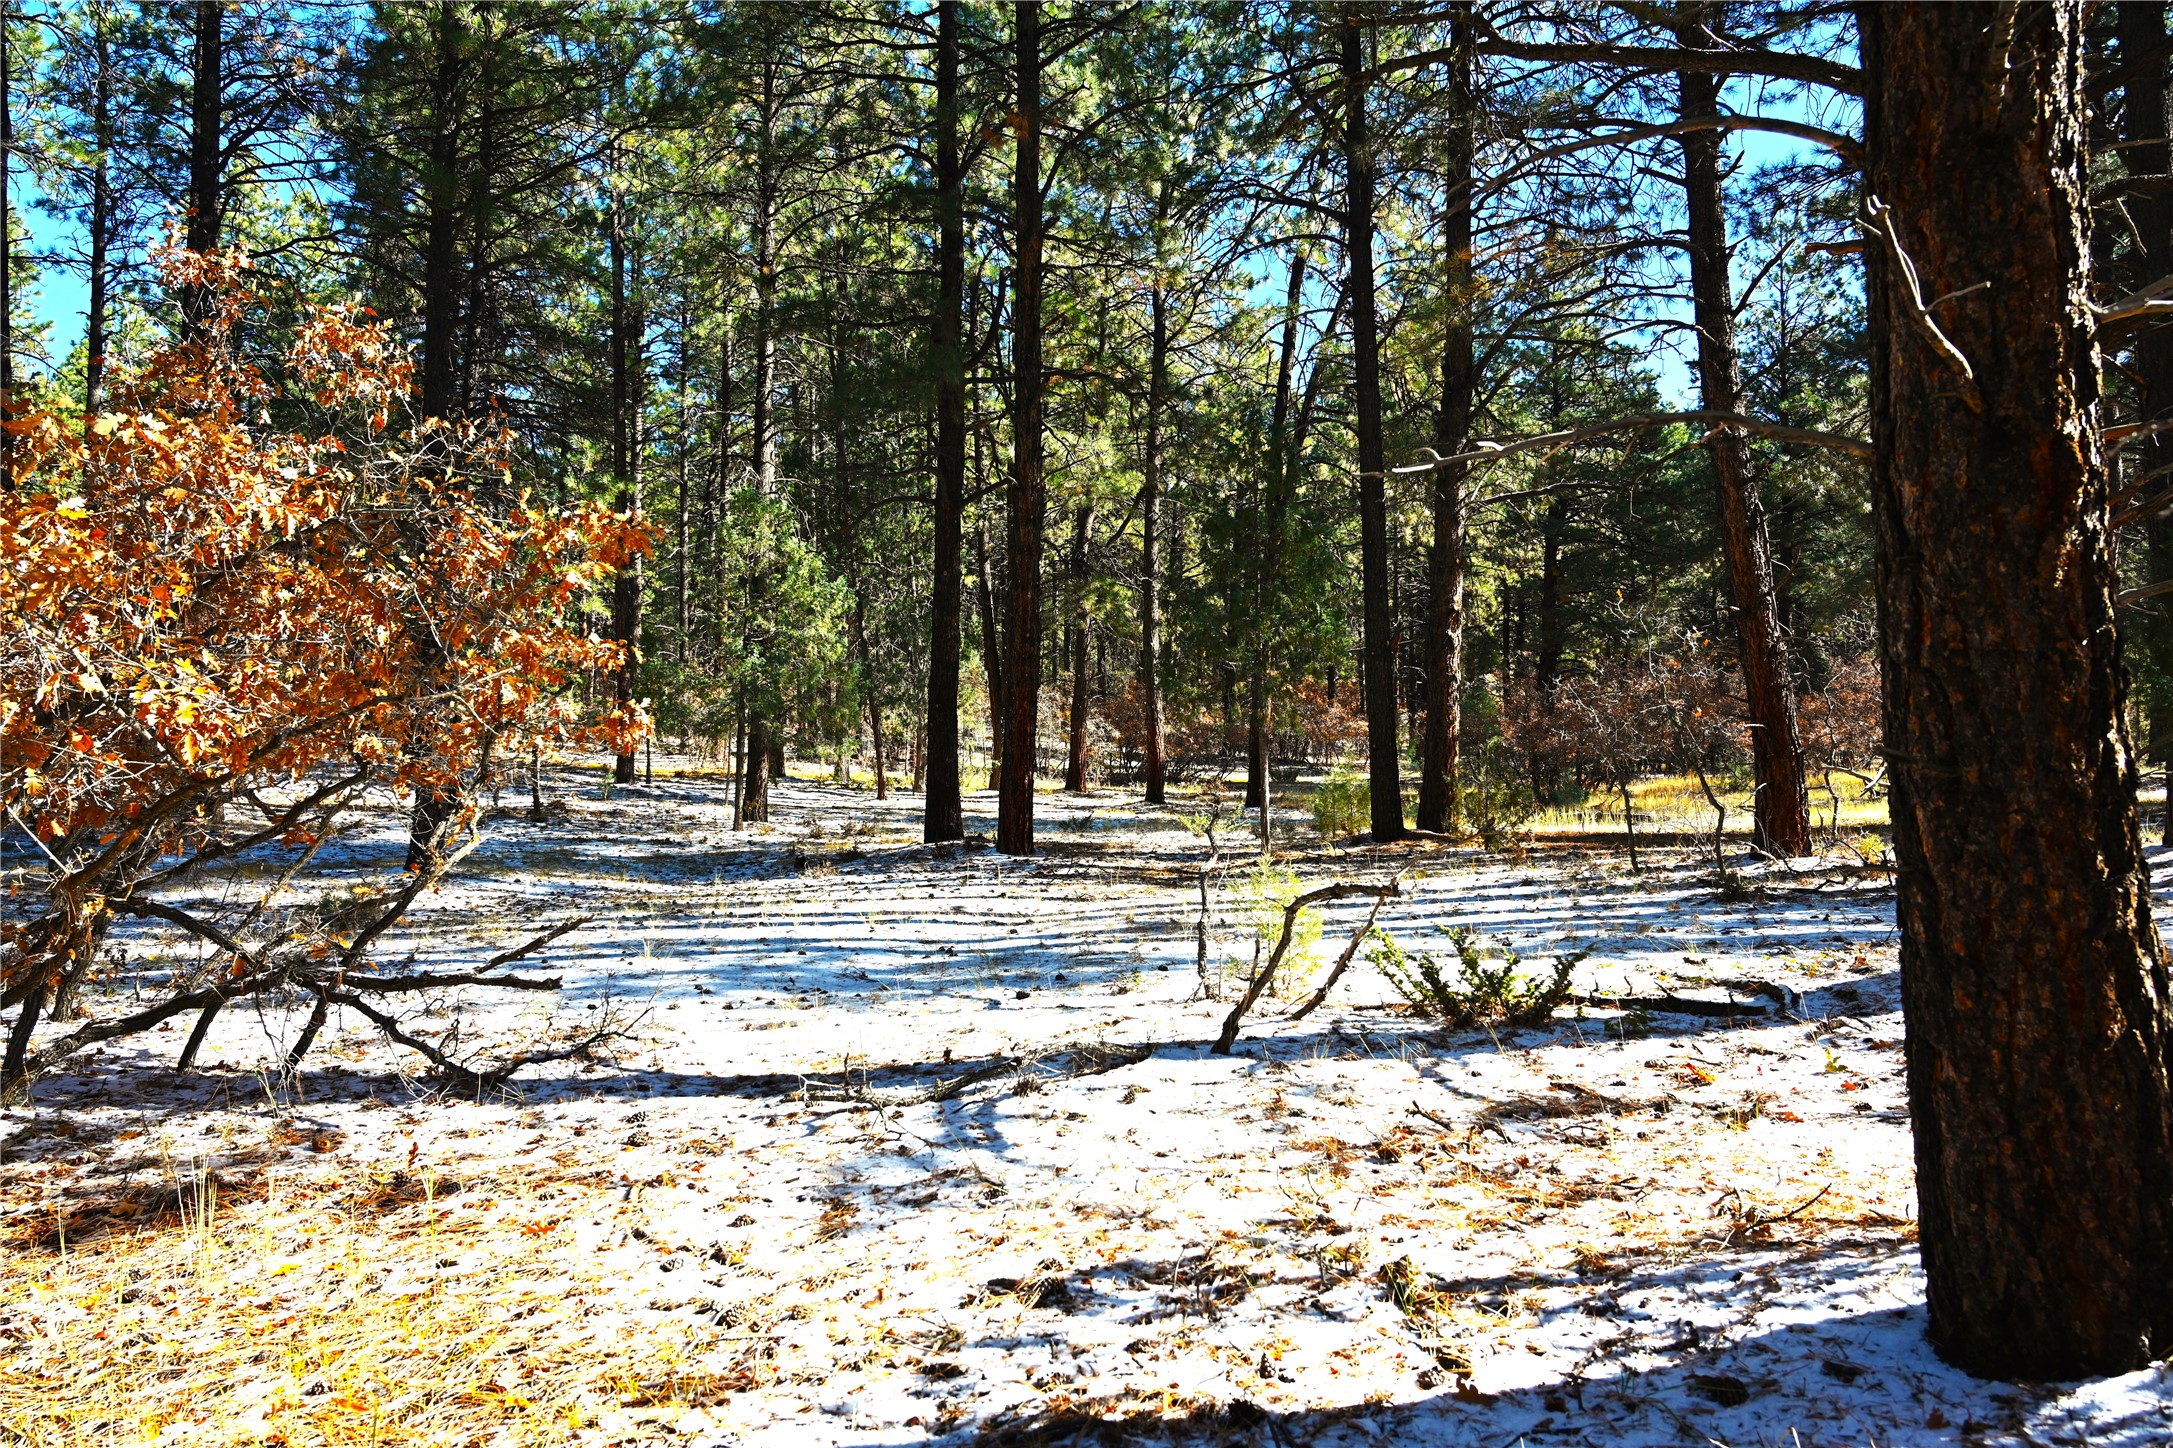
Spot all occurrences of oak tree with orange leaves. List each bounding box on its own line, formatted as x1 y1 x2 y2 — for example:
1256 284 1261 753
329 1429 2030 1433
0 247 650 1096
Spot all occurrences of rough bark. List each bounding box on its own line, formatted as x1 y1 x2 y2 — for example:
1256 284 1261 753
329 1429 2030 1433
1863 0 2173 1378
1417 8 1472 836
1138 287 1168 804
741 712 771 823
1341 6 1403 842
997 1 1045 856
1676 10 1812 856
923 0 966 841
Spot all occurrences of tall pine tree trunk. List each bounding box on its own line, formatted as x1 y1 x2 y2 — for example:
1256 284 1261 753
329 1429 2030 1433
609 186 643 787
1418 8 1472 836
997 1 1045 855
404 6 474 864
420 2 461 426
84 7 114 418
676 296 692 663
180 0 221 338
1340 5 1402 842
738 60 782 797
1677 9 1811 856
742 713 770 823
924 0 967 841
1138 287 1169 803
1863 0 2173 1378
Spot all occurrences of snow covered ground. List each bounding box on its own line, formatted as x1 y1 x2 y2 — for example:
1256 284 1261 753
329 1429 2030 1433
4 762 2171 1447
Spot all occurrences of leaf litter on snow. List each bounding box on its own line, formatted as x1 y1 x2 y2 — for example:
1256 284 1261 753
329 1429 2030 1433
1 758 2169 1447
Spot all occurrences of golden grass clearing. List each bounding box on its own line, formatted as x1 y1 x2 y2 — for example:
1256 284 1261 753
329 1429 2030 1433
0 1169 732 1448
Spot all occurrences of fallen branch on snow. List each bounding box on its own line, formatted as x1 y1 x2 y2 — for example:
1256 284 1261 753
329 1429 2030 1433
1287 872 1407 1021
1213 879 1405 1055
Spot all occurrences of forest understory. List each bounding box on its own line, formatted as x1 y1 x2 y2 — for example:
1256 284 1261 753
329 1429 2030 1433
2 762 2168 1448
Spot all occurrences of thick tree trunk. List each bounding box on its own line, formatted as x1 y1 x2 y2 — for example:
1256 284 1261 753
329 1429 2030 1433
1418 10 1473 836
1863 0 2173 1379
997 1 1045 856
2117 3 2173 843
1340 6 1402 842
923 0 966 841
181 0 221 338
741 713 771 824
1138 287 1169 803
1676 12 1811 856
1064 504 1093 791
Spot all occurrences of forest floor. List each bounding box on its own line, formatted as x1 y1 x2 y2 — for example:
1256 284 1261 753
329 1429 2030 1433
4 761 2172 1448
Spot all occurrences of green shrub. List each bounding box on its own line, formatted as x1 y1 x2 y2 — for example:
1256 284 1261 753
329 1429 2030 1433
1459 743 1538 850
1310 766 1370 839
1370 927 1587 1029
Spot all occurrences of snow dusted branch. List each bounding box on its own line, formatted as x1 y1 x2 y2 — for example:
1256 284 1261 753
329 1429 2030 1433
1212 879 1405 1055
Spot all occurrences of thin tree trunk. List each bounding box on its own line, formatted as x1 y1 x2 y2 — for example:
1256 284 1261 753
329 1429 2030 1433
1 0 12 473
420 2 461 425
1536 497 1564 697
676 296 692 664
997 0 1045 856
752 63 779 496
731 704 745 827
609 184 642 786
923 0 966 841
854 599 887 800
975 512 1006 788
1676 9 1811 856
1862 0 2173 1378
83 7 113 419
1065 503 1093 791
1138 287 1169 803
1247 247 1311 812
1418 8 1473 835
1341 6 1402 842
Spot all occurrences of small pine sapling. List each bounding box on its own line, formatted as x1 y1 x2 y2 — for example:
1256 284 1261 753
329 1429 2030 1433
1369 927 1589 1029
